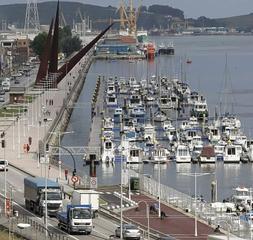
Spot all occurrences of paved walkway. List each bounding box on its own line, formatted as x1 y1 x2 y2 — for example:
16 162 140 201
1 54 92 188
124 194 216 240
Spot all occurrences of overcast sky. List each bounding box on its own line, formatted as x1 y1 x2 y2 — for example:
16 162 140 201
2 0 253 19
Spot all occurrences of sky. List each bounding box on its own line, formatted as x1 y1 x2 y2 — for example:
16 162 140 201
1 0 253 19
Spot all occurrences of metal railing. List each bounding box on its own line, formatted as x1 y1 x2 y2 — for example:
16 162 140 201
135 171 252 239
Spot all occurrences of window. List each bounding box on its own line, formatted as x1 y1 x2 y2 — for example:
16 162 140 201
105 142 112 149
130 150 139 157
227 147 236 155
72 208 91 219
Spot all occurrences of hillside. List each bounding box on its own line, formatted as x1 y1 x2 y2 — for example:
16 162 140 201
216 13 253 31
0 1 252 31
0 1 184 30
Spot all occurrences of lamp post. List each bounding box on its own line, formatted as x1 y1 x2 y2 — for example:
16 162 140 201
178 171 213 237
49 131 74 179
137 200 150 240
120 146 124 239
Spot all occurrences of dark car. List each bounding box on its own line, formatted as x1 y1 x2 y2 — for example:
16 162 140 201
14 79 20 84
0 88 5 95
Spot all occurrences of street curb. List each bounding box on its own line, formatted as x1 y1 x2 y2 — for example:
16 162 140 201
9 163 36 178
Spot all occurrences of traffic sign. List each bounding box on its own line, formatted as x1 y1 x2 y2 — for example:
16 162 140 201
90 177 97 189
71 175 79 183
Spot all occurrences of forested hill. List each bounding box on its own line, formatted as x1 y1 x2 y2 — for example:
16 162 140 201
0 1 252 31
0 1 184 30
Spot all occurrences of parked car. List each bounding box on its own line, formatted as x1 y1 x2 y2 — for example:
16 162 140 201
0 96 5 102
0 88 5 95
0 159 8 171
115 224 141 239
14 79 20 84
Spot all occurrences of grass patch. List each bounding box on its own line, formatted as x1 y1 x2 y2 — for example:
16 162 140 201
99 198 108 206
24 95 34 103
0 106 27 117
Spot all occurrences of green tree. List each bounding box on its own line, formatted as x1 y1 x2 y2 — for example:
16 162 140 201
61 36 82 57
59 26 72 51
30 32 47 59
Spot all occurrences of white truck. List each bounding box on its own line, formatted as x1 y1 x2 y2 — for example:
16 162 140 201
24 177 63 216
71 189 99 217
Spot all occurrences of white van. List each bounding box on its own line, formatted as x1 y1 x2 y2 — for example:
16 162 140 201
0 159 8 171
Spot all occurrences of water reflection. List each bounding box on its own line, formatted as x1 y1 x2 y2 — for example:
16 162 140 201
101 162 115 177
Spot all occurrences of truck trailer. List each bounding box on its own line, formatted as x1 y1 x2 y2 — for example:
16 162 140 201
24 177 63 216
57 204 93 234
71 189 99 217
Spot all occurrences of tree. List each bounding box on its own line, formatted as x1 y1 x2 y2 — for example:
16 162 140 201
61 36 82 57
30 32 47 60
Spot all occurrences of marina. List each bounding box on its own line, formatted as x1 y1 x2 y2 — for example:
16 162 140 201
62 35 253 206
1 0 253 238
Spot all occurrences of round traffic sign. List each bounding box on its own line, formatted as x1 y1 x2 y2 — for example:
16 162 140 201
71 176 78 183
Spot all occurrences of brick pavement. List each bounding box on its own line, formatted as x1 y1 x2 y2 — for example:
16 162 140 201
124 194 216 240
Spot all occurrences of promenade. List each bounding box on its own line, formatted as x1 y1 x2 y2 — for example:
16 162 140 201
1 54 91 183
124 194 215 240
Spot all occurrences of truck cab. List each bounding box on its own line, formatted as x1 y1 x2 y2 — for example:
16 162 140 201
24 177 63 216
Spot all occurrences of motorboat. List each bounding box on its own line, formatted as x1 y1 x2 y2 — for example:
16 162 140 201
223 144 242 163
153 110 167 122
175 144 191 163
101 137 115 163
106 93 118 107
232 186 252 208
114 108 123 117
130 105 146 117
199 145 216 164
149 147 170 164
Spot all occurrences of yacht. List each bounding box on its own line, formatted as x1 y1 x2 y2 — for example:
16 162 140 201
223 144 242 163
150 147 169 164
101 137 115 163
106 93 118 107
175 144 191 163
199 145 216 164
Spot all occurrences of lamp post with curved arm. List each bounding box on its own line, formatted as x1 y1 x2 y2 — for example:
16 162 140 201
49 131 74 179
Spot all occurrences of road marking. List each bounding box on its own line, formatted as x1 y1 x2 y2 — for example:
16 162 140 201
0 192 79 240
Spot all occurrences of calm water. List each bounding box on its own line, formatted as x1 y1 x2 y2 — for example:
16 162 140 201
62 35 253 202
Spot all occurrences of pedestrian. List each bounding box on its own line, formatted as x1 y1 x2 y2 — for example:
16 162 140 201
26 144 30 152
160 211 166 220
64 169 68 180
214 225 221 233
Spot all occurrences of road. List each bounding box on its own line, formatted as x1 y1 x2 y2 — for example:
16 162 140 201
0 166 118 240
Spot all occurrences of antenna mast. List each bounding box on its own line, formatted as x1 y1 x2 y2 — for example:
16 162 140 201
24 0 40 34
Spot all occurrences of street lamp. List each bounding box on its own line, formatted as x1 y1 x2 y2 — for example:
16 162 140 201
178 171 213 237
137 200 150 240
49 131 74 179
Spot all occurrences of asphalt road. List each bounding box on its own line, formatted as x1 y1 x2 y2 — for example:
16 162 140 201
0 166 118 240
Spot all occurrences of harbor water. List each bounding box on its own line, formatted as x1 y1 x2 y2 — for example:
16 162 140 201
62 35 253 202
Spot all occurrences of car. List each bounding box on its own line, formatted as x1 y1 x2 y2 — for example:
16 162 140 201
0 159 8 171
0 88 5 95
115 224 141 239
0 96 5 102
14 79 20 84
